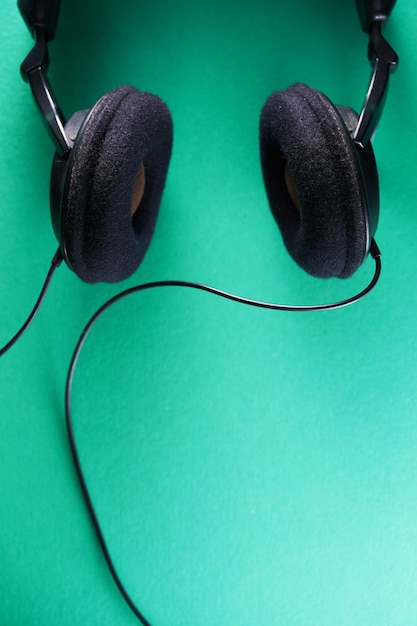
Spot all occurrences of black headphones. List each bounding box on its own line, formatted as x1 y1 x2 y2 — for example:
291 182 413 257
11 2 399 624
17 0 397 287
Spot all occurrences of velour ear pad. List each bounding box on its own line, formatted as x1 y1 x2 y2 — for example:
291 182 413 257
259 83 369 279
61 85 173 283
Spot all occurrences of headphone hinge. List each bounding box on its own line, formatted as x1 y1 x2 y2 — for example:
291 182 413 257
353 21 398 149
367 20 399 68
21 31 71 157
20 29 49 76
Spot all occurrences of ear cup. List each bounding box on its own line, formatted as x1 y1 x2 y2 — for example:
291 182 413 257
60 85 173 283
259 83 373 279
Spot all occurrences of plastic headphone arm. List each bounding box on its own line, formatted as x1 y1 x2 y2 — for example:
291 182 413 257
354 20 398 148
20 30 70 156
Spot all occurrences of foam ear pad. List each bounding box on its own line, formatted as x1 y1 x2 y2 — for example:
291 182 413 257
61 85 173 283
259 83 370 279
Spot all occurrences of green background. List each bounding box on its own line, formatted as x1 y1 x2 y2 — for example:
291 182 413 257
1 1 417 624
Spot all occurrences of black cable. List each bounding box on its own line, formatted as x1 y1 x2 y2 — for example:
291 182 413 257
0 248 63 357
65 242 381 626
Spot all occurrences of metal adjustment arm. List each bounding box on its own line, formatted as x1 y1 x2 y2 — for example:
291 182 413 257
354 20 398 148
20 29 71 157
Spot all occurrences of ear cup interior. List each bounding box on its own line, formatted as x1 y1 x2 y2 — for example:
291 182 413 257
259 83 373 279
60 85 173 283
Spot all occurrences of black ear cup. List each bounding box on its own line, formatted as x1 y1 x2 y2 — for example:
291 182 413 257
259 83 378 279
51 85 173 283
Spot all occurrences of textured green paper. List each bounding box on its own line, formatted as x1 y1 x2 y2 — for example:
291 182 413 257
1 1 417 625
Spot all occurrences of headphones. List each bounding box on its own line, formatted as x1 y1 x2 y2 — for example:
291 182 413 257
12 1 399 624
17 0 397 288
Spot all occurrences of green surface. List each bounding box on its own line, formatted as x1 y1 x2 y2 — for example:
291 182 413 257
1 1 417 625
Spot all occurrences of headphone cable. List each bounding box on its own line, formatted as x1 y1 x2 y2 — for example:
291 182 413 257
0 242 382 622
0 240 381 359
65 240 381 626
0 248 63 357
